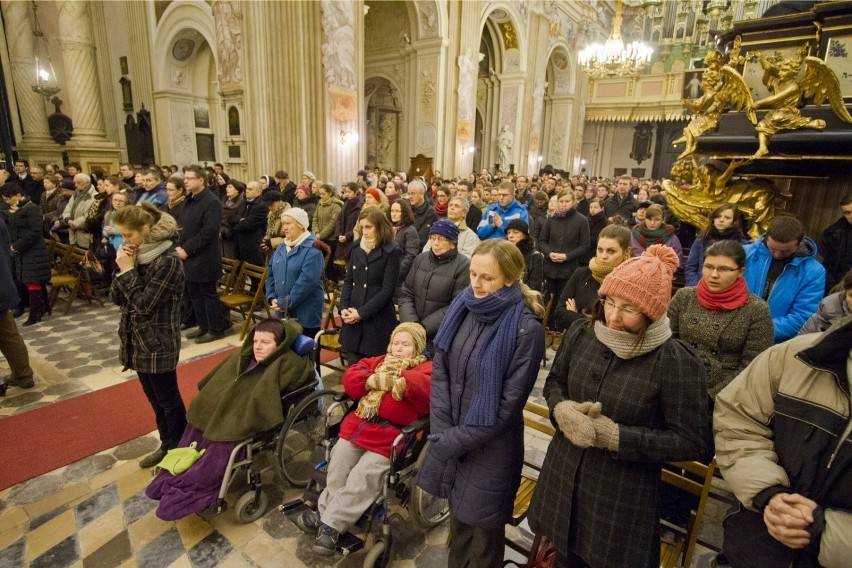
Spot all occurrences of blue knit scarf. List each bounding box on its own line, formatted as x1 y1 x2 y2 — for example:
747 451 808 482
433 284 525 426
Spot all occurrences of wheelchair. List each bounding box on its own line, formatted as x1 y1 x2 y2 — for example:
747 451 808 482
213 332 333 523
279 392 450 568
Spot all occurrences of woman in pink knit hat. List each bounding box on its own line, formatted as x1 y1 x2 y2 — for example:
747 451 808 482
528 244 709 568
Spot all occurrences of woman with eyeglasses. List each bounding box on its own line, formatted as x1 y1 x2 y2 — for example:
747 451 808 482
669 240 774 401
528 245 709 568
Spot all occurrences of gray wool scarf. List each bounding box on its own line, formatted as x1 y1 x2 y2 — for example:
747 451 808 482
594 316 672 360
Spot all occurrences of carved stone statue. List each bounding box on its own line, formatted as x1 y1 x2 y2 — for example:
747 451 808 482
377 114 397 166
320 0 356 91
495 125 513 167
457 49 476 120
212 0 243 85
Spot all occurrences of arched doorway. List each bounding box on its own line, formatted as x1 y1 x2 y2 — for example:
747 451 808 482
150 3 221 167
478 7 524 175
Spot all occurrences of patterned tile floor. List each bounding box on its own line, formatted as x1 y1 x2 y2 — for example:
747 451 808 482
0 303 727 567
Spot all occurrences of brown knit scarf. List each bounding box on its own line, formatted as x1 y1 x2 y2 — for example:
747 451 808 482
589 257 616 284
356 355 426 419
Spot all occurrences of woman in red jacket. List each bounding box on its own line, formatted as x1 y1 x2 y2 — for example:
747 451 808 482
294 322 432 555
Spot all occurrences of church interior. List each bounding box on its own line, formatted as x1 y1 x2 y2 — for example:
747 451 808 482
1 0 851 567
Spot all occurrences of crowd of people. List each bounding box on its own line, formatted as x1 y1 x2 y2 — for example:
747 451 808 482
1 157 850 567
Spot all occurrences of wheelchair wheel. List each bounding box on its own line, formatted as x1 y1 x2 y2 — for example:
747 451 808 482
362 539 392 568
409 442 450 528
276 389 345 487
234 489 269 523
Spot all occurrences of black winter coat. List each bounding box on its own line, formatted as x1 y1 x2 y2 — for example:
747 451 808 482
339 241 402 357
399 249 470 340
111 246 185 374
517 240 544 293
819 216 852 291
538 210 590 280
179 189 222 282
417 308 544 528
551 267 599 332
411 201 438 249
604 192 638 220
0 221 20 310
393 224 422 285
580 212 607 265
528 320 708 566
333 196 363 263
7 199 50 284
231 197 267 265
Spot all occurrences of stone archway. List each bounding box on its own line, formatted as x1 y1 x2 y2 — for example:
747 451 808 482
478 5 526 174
542 45 573 171
150 2 221 166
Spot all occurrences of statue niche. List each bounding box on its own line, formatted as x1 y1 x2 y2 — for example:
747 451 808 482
365 78 402 170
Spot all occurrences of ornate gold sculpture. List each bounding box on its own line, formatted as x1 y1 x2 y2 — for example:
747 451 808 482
663 157 792 240
673 44 754 160
749 45 852 157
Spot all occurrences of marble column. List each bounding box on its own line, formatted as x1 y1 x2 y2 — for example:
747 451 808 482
1 1 53 144
242 1 329 179
56 0 107 141
451 1 480 176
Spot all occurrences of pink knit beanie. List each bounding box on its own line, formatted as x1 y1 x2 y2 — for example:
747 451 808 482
598 244 680 321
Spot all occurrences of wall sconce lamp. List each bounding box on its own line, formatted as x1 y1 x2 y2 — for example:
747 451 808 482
537 155 544 163
339 130 358 146
461 145 475 156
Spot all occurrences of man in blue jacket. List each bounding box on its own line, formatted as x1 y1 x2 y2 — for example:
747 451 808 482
476 180 529 240
744 216 826 342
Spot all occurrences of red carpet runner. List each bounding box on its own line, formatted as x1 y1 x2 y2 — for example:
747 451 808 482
0 349 234 491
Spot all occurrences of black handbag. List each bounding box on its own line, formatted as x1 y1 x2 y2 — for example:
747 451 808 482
80 250 105 283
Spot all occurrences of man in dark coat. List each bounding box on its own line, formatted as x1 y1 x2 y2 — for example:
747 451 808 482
13 160 40 204
0 219 34 390
604 175 638 220
819 193 852 292
455 181 482 230
176 165 227 343
399 220 470 343
408 180 437 248
231 181 267 266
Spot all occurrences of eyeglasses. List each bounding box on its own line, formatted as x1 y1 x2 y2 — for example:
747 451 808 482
702 264 739 274
600 298 642 317
183 175 199 181
497 193 512 198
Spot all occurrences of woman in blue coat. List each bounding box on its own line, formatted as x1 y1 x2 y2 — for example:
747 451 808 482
417 239 545 568
339 207 402 364
266 207 325 338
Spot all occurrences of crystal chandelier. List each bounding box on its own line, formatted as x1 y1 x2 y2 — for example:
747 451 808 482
31 1 60 99
578 0 653 78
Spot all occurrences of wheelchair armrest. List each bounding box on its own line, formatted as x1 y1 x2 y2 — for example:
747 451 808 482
281 380 319 409
401 416 430 436
333 391 352 403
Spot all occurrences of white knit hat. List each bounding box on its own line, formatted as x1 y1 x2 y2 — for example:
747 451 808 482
282 207 310 230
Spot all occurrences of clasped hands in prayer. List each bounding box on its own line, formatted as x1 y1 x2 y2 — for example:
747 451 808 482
553 400 620 451
365 371 407 401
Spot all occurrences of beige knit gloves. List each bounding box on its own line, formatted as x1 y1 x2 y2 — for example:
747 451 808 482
553 401 595 447
365 372 394 392
553 400 620 451
588 402 620 451
391 377 406 401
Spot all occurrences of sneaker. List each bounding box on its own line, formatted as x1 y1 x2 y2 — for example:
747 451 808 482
313 524 339 556
139 447 168 468
294 510 321 534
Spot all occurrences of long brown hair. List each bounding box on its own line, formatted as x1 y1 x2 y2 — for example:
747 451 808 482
358 206 393 247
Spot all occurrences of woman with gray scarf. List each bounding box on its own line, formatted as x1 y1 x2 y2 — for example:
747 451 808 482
111 201 186 468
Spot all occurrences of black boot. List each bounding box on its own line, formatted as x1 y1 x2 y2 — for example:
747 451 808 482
41 286 52 316
23 288 44 327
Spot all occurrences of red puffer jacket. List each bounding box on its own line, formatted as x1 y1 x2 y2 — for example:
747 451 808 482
339 355 432 459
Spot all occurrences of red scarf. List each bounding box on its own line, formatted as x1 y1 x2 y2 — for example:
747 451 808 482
434 201 448 217
696 277 749 313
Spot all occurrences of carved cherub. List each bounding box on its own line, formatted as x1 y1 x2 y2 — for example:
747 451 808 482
673 51 754 159
750 45 852 158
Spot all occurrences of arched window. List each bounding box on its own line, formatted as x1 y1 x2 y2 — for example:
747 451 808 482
228 106 240 136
